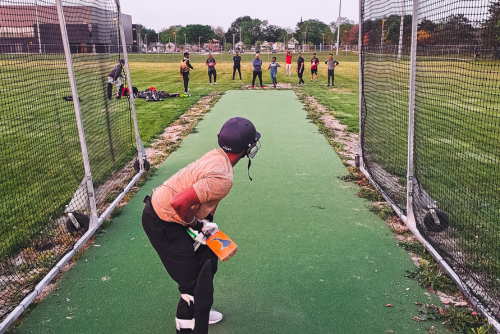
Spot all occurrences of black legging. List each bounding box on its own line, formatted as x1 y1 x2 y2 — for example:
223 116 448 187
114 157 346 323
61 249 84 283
233 65 241 79
328 69 335 85
142 196 218 331
182 72 189 93
252 71 262 87
298 71 305 85
208 68 217 83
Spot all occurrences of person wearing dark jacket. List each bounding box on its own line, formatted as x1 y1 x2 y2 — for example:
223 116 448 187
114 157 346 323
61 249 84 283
107 59 125 99
232 51 242 80
206 53 217 85
180 52 194 94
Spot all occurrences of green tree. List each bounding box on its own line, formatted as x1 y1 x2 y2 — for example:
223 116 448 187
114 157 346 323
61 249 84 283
241 19 263 45
263 25 284 42
180 25 215 44
159 25 181 44
296 19 330 45
383 14 412 45
137 25 157 44
482 1 500 58
324 27 334 44
225 16 253 42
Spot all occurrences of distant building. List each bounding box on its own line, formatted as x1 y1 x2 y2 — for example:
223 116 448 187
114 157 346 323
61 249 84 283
287 37 299 50
132 24 141 52
0 4 133 54
235 41 244 51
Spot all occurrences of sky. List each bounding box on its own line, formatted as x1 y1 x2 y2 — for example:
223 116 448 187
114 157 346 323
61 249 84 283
120 0 359 32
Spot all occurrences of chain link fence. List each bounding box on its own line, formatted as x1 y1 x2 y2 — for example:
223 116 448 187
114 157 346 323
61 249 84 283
360 0 500 328
0 0 146 330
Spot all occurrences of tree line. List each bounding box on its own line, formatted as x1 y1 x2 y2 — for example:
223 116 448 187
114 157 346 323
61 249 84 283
362 2 500 54
137 16 359 46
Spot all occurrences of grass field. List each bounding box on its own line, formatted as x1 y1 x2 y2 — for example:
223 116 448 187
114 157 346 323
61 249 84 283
0 55 359 262
127 50 359 64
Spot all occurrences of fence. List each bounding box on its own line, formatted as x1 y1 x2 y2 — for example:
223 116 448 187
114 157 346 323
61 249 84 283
359 0 500 329
0 0 147 331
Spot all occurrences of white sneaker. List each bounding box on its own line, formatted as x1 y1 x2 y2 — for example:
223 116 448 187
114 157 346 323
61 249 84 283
209 309 223 325
214 82 218 85
210 83 212 85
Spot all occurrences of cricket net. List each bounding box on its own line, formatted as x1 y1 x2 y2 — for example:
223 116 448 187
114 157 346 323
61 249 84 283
0 0 145 329
360 0 500 325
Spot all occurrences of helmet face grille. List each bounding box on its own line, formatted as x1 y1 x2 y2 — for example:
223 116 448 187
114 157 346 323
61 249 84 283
247 140 261 159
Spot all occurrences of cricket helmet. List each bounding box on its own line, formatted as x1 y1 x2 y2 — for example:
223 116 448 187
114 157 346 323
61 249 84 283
119 59 125 65
218 117 260 154
218 117 261 181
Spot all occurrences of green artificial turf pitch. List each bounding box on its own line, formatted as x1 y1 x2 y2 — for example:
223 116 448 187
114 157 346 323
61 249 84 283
12 90 445 334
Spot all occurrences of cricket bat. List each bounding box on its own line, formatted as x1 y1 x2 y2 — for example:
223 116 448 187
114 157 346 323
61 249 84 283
190 228 238 262
205 230 238 262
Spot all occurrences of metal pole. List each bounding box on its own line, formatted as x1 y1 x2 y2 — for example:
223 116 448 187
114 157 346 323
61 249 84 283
357 0 363 168
397 0 405 60
336 0 341 55
54 0 98 227
35 0 42 54
406 0 418 231
115 0 146 167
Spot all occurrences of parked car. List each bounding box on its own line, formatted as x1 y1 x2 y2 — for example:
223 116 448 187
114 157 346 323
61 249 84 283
272 49 277 53
229 50 234 54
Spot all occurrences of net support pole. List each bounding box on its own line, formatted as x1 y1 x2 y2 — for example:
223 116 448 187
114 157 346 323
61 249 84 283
336 0 341 56
55 0 98 228
115 0 146 168
397 0 404 60
357 0 363 168
405 0 418 233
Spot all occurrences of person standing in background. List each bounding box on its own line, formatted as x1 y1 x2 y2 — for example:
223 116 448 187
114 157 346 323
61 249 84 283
296 52 305 86
180 52 193 94
233 51 242 80
285 51 292 76
268 57 281 88
310 52 319 82
107 59 125 99
206 53 218 85
325 54 339 87
251 53 263 89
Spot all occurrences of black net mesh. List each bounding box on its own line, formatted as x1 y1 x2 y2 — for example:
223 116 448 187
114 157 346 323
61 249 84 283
412 0 500 319
61 0 137 216
0 0 137 321
361 0 413 212
361 0 500 322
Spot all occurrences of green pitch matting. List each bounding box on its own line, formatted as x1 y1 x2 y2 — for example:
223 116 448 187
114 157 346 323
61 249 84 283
12 90 446 333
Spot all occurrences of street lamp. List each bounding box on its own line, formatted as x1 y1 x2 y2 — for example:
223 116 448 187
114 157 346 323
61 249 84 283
322 33 324 52
184 33 186 48
199 36 201 52
233 33 235 51
303 32 306 51
173 32 176 52
336 0 342 55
